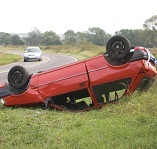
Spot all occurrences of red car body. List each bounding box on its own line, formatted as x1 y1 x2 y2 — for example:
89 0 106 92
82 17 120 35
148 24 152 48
0 36 157 111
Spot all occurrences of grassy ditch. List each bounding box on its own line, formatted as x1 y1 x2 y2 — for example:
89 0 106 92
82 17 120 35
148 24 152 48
0 45 157 148
0 82 157 149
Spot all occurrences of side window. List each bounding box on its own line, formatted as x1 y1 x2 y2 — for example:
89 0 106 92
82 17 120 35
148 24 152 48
50 89 94 111
92 78 132 104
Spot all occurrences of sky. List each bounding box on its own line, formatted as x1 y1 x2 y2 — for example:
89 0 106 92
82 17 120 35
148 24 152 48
0 0 157 34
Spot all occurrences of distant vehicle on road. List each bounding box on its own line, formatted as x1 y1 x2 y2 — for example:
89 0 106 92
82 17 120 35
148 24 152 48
23 47 42 62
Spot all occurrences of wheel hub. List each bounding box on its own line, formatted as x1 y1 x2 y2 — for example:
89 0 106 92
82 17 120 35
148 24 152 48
112 41 124 54
12 71 23 84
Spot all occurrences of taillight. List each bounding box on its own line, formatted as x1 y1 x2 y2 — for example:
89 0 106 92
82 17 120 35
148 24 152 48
140 61 149 74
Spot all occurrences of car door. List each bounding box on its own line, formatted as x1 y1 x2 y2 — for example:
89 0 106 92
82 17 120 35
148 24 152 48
85 55 139 105
37 62 89 99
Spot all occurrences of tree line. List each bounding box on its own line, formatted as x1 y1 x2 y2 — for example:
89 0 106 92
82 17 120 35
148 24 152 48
0 15 157 48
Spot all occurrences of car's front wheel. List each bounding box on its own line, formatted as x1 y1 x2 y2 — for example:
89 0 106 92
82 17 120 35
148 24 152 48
8 65 30 89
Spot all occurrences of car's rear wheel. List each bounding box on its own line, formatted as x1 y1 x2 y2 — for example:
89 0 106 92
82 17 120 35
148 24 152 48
106 35 131 59
8 65 30 89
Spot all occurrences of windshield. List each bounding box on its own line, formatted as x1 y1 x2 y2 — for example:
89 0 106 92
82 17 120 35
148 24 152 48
26 48 40 52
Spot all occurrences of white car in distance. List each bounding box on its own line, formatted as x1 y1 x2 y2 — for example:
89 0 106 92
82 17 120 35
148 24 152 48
23 47 42 62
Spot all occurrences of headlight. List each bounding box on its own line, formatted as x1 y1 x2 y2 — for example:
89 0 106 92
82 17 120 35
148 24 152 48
23 53 28 57
36 53 41 57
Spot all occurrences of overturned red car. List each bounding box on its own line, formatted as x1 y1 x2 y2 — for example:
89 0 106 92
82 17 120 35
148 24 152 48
0 36 157 111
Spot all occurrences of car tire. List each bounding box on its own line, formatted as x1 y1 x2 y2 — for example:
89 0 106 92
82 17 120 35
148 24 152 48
6 83 26 95
8 65 30 89
106 35 131 59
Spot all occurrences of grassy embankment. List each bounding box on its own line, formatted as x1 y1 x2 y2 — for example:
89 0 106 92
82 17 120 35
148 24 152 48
0 45 157 149
0 52 22 66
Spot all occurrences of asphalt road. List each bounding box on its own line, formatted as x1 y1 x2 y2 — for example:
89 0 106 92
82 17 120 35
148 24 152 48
0 50 77 84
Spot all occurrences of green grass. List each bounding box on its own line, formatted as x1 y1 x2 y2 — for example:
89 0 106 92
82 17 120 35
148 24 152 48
0 52 22 66
0 45 157 148
0 83 157 148
40 43 105 60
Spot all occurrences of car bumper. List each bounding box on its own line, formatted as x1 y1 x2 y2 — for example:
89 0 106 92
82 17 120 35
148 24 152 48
24 56 42 61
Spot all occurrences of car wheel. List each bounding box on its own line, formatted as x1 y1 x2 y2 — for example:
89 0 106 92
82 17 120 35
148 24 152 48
8 65 30 89
106 35 131 59
6 83 27 95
